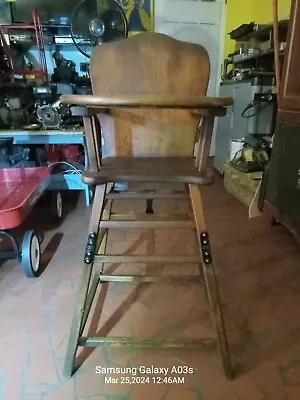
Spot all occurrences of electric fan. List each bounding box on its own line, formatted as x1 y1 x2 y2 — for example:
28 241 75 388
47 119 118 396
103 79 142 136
71 0 128 58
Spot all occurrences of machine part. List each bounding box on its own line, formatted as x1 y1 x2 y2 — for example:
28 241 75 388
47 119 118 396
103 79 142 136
233 68 254 81
0 137 13 168
52 51 78 84
229 22 255 40
33 85 53 98
10 145 30 165
56 83 74 95
48 16 70 25
0 9 48 83
7 97 21 109
22 123 41 130
254 92 276 102
21 230 41 278
36 103 71 129
229 138 245 161
0 137 13 149
232 53 247 63
0 102 11 127
0 95 30 129
8 30 53 45
71 0 128 58
37 105 61 129
230 145 269 173
0 138 34 168
80 62 89 73
52 64 78 84
54 35 74 44
9 31 43 44
9 108 26 129
0 29 12 81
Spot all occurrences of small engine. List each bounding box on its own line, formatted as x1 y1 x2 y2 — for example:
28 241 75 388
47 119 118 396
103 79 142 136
0 101 10 128
36 100 71 129
0 97 29 128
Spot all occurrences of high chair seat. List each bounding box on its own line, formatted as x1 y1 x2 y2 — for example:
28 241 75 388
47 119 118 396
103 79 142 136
82 157 214 185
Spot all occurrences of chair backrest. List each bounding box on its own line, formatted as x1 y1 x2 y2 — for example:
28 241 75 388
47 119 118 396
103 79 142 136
90 32 210 157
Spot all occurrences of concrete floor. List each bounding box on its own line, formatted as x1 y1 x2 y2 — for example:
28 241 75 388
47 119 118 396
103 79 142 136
1 175 300 400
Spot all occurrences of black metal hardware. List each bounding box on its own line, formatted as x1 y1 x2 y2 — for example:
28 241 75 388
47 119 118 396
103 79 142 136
0 230 20 261
146 199 154 214
200 231 212 264
84 232 97 264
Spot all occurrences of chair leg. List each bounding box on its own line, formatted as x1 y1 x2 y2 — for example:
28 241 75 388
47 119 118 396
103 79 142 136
63 184 107 378
146 199 154 214
188 184 233 380
64 182 233 380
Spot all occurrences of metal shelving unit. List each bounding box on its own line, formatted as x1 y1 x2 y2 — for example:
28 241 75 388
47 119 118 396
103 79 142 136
0 8 48 82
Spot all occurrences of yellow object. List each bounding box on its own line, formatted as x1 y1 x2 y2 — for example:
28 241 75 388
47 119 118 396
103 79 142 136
224 162 261 208
224 0 253 57
224 0 292 57
118 0 154 33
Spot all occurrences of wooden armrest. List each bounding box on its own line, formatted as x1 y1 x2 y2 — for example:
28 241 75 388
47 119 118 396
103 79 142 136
61 94 233 109
191 108 227 117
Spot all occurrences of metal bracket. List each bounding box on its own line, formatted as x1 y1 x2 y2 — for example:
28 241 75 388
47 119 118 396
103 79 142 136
146 199 154 214
0 230 20 261
200 232 212 265
84 232 97 264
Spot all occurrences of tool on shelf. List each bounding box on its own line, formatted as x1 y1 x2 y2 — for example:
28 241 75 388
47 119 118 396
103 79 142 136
0 8 48 83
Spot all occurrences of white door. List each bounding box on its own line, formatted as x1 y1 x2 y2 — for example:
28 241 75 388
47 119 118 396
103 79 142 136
154 0 225 154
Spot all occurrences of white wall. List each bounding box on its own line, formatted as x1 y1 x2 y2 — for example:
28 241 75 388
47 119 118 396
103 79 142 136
154 0 226 155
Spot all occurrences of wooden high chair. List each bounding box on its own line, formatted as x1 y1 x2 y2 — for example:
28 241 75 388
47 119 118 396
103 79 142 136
61 32 234 379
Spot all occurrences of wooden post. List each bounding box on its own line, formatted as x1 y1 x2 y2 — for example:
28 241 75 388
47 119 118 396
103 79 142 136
196 116 215 174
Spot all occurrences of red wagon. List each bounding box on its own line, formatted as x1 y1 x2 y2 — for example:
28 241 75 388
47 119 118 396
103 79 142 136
0 167 63 277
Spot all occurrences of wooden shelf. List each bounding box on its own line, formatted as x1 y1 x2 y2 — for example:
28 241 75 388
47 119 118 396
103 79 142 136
235 20 289 42
233 50 285 65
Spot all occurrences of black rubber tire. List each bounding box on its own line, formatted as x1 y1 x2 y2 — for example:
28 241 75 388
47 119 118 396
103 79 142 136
21 230 41 278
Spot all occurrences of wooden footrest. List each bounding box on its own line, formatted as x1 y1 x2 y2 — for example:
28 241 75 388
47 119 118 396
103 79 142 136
106 191 187 200
78 336 217 348
94 255 201 263
100 275 200 283
100 220 194 229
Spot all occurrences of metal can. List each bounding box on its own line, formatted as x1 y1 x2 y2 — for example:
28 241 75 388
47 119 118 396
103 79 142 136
229 138 245 161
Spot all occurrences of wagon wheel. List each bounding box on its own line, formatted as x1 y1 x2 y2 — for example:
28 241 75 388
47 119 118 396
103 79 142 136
50 191 63 222
21 230 41 278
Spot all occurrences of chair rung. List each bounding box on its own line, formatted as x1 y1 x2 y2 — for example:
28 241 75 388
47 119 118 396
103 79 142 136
100 274 200 283
110 213 189 221
106 191 187 200
78 336 217 348
94 255 201 263
100 220 194 229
